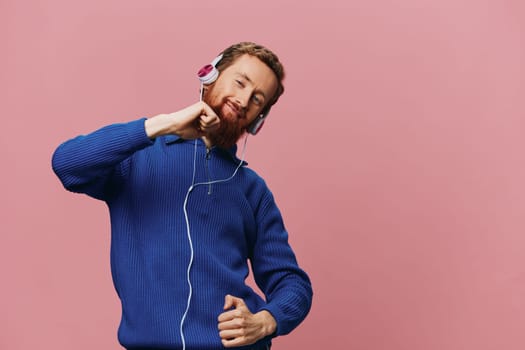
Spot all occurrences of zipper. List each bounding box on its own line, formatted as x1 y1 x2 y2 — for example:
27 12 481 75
205 148 212 195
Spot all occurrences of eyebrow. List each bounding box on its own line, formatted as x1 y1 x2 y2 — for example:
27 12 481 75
238 73 267 100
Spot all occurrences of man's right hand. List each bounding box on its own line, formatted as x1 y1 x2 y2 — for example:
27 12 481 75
145 101 221 140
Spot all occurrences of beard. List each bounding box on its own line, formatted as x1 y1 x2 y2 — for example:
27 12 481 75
204 97 247 149
207 118 246 149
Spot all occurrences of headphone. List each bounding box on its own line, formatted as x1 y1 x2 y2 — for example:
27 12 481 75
197 54 270 135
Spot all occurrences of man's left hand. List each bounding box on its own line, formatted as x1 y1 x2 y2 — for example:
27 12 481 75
217 294 277 347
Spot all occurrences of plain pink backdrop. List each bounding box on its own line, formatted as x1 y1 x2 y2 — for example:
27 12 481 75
2 0 525 349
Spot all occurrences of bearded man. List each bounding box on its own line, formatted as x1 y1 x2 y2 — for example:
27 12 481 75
52 42 312 350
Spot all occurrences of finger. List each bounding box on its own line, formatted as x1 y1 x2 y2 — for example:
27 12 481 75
218 308 242 323
200 101 219 118
200 113 218 124
227 295 246 309
219 328 245 340
192 120 206 136
221 336 252 348
218 315 246 330
199 115 220 131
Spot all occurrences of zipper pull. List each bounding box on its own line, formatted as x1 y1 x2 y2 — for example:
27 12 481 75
205 148 212 195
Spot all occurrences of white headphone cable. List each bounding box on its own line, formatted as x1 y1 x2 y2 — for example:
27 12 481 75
180 84 248 349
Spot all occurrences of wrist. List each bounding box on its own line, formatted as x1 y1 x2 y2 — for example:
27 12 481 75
256 310 277 337
145 114 174 139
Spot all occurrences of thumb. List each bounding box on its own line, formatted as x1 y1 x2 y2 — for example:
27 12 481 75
223 294 234 310
223 294 245 310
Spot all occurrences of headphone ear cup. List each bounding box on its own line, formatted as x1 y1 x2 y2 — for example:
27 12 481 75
197 54 223 85
198 64 219 84
247 114 267 135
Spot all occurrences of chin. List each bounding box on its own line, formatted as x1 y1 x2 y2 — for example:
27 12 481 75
219 108 239 123
209 128 245 149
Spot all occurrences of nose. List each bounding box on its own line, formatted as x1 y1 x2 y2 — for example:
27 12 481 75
235 89 251 110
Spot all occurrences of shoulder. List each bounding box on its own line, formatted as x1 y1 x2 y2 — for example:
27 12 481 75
239 166 280 211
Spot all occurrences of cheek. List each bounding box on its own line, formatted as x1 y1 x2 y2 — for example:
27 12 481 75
208 84 229 102
204 89 222 109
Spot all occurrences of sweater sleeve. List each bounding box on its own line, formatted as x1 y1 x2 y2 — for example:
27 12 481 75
250 189 313 336
51 118 153 200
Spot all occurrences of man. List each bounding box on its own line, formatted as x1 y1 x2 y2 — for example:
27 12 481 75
52 42 312 350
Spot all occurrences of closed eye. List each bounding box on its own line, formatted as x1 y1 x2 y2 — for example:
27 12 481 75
251 95 262 106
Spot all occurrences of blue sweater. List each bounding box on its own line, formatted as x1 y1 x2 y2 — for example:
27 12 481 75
52 118 312 349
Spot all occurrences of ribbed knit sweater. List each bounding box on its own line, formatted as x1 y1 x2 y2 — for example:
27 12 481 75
51 118 312 350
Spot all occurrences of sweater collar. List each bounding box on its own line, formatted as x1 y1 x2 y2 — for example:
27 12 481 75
163 135 246 165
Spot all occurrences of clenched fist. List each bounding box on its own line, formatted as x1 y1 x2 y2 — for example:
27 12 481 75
217 294 277 348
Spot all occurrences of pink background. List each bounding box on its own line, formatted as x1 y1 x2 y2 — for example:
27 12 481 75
2 0 525 349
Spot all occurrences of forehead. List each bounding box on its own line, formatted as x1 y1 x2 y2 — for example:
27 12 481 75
222 54 278 97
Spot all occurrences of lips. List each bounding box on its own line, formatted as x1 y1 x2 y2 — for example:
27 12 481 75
224 101 243 120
